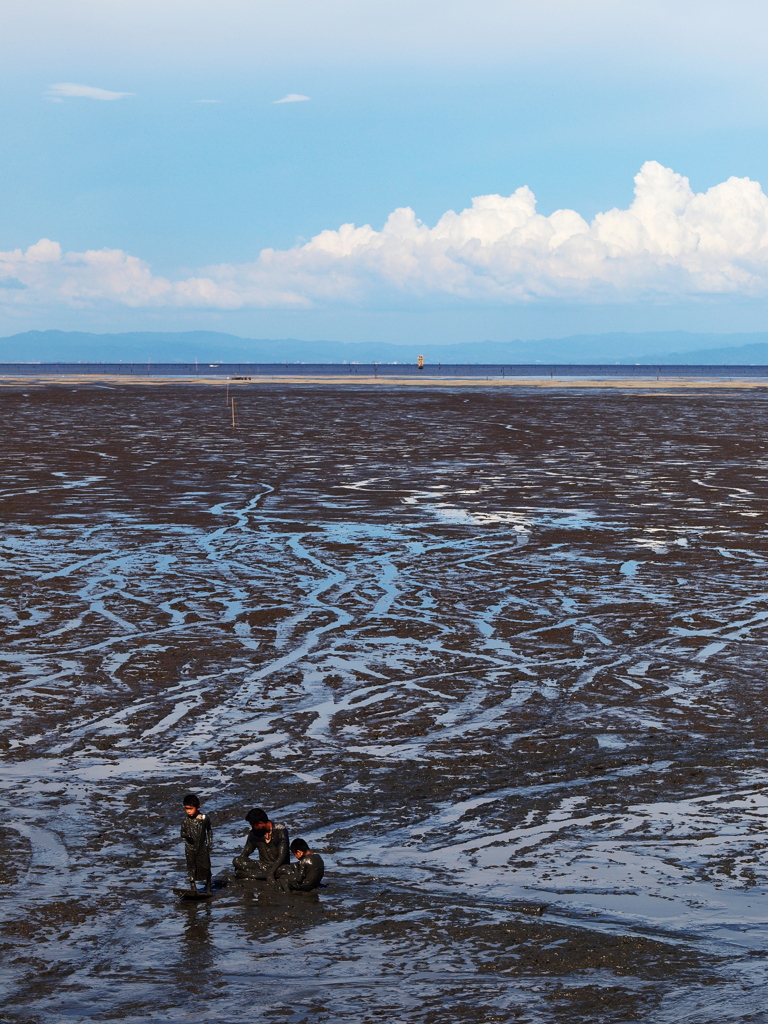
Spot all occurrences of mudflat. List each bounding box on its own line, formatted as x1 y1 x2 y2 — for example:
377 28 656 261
2 382 768 1023
3 371 768 389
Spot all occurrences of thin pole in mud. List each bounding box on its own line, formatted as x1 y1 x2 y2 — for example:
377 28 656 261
231 398 236 428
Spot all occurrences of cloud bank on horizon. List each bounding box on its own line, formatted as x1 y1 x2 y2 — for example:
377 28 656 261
3 162 768 312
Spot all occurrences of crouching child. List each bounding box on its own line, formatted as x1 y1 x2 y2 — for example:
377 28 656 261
277 838 325 893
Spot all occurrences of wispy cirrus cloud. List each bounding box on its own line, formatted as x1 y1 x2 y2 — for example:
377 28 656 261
273 93 310 104
46 83 133 102
5 163 768 313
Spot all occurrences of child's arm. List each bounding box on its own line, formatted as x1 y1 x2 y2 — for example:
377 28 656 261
240 830 258 859
296 854 324 891
267 830 289 882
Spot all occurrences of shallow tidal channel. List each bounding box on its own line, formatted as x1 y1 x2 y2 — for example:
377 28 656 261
3 381 768 1022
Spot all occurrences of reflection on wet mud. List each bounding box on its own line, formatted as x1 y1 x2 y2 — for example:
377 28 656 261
180 900 214 975
3 382 768 1021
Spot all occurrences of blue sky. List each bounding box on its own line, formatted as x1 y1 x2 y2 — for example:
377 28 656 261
2 1 768 345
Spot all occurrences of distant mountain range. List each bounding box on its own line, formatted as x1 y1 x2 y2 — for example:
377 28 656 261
4 329 768 364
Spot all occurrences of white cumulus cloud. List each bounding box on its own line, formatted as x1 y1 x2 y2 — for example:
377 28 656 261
5 162 768 312
47 83 133 101
273 93 311 104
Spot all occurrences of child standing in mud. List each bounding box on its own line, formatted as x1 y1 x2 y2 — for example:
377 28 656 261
180 793 213 893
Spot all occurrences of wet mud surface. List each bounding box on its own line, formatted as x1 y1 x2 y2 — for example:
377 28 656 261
3 382 768 1022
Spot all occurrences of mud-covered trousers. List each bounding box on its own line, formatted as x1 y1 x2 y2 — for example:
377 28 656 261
232 855 272 880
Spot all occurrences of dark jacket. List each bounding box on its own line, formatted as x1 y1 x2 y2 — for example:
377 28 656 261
180 812 212 879
287 852 324 892
240 823 290 880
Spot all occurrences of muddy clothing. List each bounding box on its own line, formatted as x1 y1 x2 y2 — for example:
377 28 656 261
277 852 325 893
233 822 290 881
180 812 212 881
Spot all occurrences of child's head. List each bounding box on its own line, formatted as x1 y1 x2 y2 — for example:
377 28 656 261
291 838 310 859
183 793 200 816
245 807 269 830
